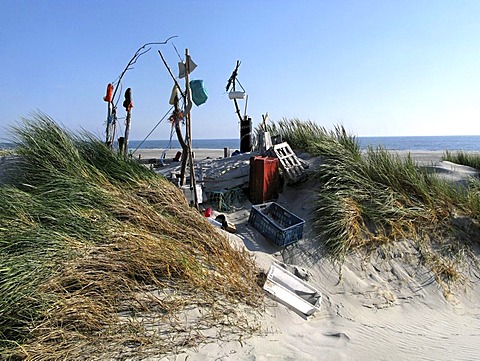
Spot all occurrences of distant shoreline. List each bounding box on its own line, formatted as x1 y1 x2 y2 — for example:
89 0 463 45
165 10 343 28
4 134 480 152
132 148 480 167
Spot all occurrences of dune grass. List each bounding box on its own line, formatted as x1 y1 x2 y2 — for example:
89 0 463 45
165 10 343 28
267 118 480 292
0 115 263 359
443 150 480 170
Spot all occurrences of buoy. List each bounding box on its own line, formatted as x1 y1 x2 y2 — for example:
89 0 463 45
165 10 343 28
103 83 113 102
228 91 246 100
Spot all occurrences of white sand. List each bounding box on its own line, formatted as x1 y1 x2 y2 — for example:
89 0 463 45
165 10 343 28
2 148 478 360
132 148 226 162
142 149 480 360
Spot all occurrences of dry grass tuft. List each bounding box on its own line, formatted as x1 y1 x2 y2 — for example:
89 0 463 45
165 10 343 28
1 115 263 359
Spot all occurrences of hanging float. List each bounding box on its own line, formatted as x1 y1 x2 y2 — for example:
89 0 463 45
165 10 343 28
228 91 245 100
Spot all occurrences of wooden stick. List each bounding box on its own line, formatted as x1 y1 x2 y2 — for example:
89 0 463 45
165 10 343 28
157 50 186 100
124 110 131 156
184 48 199 209
105 101 112 147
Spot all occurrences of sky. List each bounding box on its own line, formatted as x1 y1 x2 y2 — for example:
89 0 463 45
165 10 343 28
2 0 480 142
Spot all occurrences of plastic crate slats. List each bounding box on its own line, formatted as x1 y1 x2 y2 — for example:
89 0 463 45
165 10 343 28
248 202 305 247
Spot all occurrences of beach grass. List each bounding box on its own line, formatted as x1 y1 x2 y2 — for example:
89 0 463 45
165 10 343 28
267 118 480 293
443 150 480 170
0 114 263 359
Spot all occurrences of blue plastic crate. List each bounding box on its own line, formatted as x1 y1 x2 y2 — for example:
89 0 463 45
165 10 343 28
248 202 305 246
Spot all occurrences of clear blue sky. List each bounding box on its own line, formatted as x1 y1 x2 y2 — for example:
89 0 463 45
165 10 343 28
2 0 480 141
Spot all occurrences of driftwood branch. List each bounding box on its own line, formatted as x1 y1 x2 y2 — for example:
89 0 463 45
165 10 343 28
226 61 244 123
157 50 186 100
111 36 178 105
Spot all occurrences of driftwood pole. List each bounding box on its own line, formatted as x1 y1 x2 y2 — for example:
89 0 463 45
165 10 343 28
227 61 243 124
123 111 131 155
105 101 113 146
185 48 199 209
104 83 114 147
157 50 189 185
104 37 177 149
123 88 133 156
226 61 251 152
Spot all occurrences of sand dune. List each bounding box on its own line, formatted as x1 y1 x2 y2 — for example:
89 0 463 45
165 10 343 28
5 147 477 360
153 150 480 361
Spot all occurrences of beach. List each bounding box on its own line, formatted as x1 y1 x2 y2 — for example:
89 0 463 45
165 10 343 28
2 145 479 360
132 148 227 162
133 148 455 164
139 148 480 361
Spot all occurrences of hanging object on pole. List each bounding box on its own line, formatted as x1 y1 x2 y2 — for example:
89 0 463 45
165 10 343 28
123 88 133 111
190 80 208 106
226 60 250 150
178 57 197 78
225 60 246 124
104 83 114 147
122 87 133 156
103 83 113 102
228 91 245 100
169 84 179 105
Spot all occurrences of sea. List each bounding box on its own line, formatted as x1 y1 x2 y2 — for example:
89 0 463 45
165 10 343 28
126 135 480 152
2 136 480 152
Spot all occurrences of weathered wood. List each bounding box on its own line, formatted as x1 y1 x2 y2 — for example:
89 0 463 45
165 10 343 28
105 101 113 147
271 142 307 184
157 50 186 100
185 48 199 209
123 110 131 156
123 88 133 156
158 50 189 185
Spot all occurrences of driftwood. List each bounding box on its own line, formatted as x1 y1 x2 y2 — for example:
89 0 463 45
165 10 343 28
105 37 177 148
157 48 198 209
226 60 243 124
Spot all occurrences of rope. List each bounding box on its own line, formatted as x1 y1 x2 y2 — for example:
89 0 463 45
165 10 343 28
171 42 183 62
160 125 175 163
131 105 174 155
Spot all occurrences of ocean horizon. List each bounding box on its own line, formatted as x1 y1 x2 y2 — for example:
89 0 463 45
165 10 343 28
2 135 480 152
128 135 480 152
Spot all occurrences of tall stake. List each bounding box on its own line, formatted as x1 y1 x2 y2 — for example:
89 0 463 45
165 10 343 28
105 101 112 146
104 83 114 147
185 48 199 209
123 88 133 156
123 110 131 155
158 50 189 185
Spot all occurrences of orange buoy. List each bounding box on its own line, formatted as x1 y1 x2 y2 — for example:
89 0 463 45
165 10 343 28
103 83 113 102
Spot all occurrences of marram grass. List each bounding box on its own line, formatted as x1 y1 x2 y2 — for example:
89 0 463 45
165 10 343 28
443 150 480 171
0 114 263 359
267 118 480 294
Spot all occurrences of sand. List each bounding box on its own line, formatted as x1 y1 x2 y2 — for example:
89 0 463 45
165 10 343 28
132 148 448 164
142 148 480 361
2 146 478 360
131 148 226 162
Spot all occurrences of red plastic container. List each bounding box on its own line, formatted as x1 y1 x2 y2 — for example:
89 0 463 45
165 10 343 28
249 156 279 204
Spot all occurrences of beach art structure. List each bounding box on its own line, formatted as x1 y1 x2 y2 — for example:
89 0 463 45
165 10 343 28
102 38 209 209
102 37 176 155
226 61 252 153
158 48 209 209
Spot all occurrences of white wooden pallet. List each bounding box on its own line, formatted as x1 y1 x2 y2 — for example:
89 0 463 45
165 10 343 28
271 142 307 184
